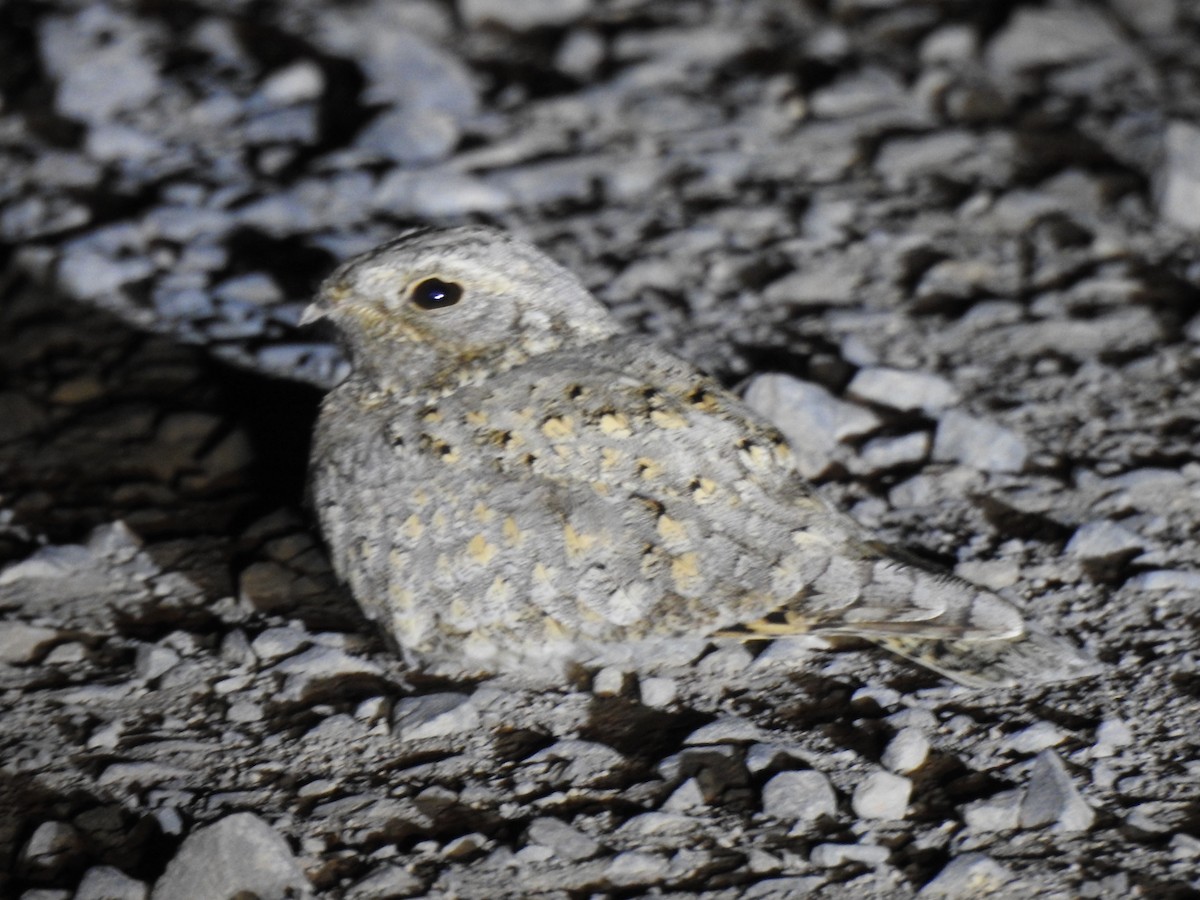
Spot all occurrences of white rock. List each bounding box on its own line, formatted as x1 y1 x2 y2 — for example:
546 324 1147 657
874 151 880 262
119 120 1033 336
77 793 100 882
762 770 837 823
851 771 912 820
918 853 1012 897
933 410 1028 473
152 813 309 900
744 374 881 478
1018 750 1095 832
847 367 960 413
881 728 930 773
392 693 479 740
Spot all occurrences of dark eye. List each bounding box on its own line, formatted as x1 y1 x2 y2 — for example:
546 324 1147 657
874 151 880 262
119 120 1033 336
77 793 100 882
410 277 463 310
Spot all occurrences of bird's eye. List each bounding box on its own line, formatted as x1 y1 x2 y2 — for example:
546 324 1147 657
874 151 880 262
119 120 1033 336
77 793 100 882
410 277 463 310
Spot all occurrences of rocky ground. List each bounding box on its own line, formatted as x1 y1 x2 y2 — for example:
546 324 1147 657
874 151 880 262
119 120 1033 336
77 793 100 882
2 0 1200 897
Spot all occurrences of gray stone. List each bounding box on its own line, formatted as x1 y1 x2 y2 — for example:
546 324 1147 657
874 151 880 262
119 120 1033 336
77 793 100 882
1009 721 1066 755
526 817 602 860
604 850 667 888
347 864 425 898
918 853 1012 897
881 728 930 773
391 692 479 740
962 789 1022 833
685 716 772 746
933 410 1028 473
0 623 61 664
986 6 1122 74
354 107 460 165
152 813 310 899
1094 718 1134 758
744 374 881 478
762 770 837 823
1065 520 1144 560
853 431 931 474
810 842 890 867
250 625 311 661
459 0 590 31
638 676 677 708
18 821 83 875
851 771 911 820
74 866 148 900
1019 750 1095 832
847 367 961 413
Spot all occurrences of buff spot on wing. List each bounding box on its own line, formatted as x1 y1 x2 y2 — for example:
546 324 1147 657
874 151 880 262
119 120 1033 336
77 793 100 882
502 516 524 546
564 524 596 559
403 514 424 540
599 412 632 438
657 514 688 544
650 409 688 429
601 447 624 469
671 552 702 592
542 415 574 439
468 534 499 565
472 502 495 523
637 457 664 480
387 584 414 611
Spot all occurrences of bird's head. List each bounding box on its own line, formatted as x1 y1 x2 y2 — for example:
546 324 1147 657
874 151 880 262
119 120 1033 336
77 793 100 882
304 226 620 395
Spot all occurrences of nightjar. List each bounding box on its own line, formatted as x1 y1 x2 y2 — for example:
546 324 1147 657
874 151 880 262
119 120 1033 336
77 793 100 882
304 226 1093 687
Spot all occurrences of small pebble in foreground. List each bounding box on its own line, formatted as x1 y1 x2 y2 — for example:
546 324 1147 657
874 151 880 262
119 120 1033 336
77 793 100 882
305 225 1096 687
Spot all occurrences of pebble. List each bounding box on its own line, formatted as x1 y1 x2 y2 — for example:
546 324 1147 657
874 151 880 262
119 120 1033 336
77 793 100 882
525 817 602 860
685 716 772 746
1009 721 1066 755
761 770 837 823
851 771 912 820
847 367 961 413
853 431 931 473
391 692 479 740
1018 750 1095 832
1093 718 1133 758
918 853 1012 897
347 864 425 898
524 740 628 787
638 676 677 708
1158 121 1200 230
1065 520 1144 560
604 850 667 888
18 821 84 875
152 813 309 899
810 842 890 867
744 374 881 478
962 789 1022 833
74 865 148 900
458 0 590 31
591 666 627 696
881 728 930 773
986 6 1121 74
0 623 62 664
933 410 1028 473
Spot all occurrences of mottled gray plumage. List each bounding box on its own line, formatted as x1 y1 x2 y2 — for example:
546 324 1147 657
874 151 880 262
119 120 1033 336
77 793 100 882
306 226 1094 686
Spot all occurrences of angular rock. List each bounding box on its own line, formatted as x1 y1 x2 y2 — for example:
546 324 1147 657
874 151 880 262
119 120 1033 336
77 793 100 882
761 770 837 824
933 410 1028 473
851 771 911 820
744 374 881 478
881 728 930 774
151 813 310 899
1019 750 1095 832
919 853 1012 897
847 367 960 413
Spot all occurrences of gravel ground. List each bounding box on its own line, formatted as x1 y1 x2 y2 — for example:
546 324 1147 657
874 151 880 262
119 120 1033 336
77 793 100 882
2 0 1199 897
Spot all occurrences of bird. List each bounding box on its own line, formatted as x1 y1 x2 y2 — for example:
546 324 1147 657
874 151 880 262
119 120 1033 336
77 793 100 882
303 225 1095 688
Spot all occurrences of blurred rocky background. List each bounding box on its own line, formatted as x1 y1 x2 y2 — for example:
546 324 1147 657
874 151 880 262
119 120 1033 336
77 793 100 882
2 1 1199 897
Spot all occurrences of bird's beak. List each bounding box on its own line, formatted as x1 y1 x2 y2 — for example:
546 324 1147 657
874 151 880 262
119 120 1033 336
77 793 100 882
298 302 327 326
